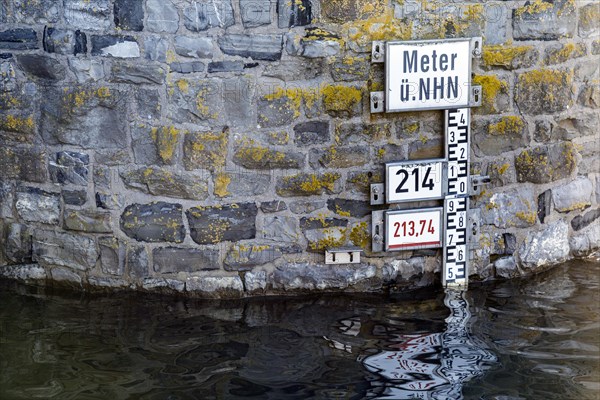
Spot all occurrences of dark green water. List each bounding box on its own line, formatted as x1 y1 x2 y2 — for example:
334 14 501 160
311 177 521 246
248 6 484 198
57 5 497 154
1 261 598 399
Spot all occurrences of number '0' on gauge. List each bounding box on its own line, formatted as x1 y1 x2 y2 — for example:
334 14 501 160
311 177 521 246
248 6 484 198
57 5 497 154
386 159 445 203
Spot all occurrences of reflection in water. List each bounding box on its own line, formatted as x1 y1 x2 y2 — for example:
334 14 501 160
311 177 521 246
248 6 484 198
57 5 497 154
360 290 497 399
0 260 598 399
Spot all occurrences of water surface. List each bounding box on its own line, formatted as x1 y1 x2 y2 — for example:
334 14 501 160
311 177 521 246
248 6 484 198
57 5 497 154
1 260 598 399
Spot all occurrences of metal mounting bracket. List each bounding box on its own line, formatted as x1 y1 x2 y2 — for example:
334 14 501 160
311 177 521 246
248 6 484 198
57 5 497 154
469 175 491 196
371 211 384 253
468 208 481 250
370 91 384 113
469 85 483 107
325 247 363 264
370 183 385 205
371 41 385 63
470 37 483 58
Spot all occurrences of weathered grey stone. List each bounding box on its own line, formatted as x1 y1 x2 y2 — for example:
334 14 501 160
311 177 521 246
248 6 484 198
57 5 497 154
213 172 270 198
16 54 66 80
110 62 166 84
91 35 140 58
331 55 370 81
0 111 36 143
114 0 144 31
142 277 185 292
153 247 220 273
552 112 599 140
144 36 168 62
41 87 128 150
208 61 244 73
33 229 98 271
63 0 111 31
68 58 105 82
516 69 573 115
578 138 600 175
234 146 303 169
174 36 213 58
0 181 13 218
135 88 161 120
93 165 112 190
515 143 577 184
519 220 570 270
5 223 32 264
473 116 529 156
170 61 205 74
121 166 209 200
147 0 179 33
64 209 112 233
294 121 329 145
571 208 600 232
223 77 255 127
327 199 371 218
300 217 347 231
186 276 244 295
483 187 536 228
43 28 86 55
168 79 221 123
0 264 47 283
0 147 47 183
95 192 124 210
289 200 326 214
95 148 130 166
534 120 552 142
87 276 130 289
377 144 407 163
276 173 342 197
578 2 600 38
187 203 258 244
127 245 148 278
278 0 311 27
304 227 347 252
50 267 83 287
578 83 600 109
245 270 267 292
240 0 271 27
408 138 444 160
545 42 586 65
345 171 383 195
260 200 287 213
0 28 38 50
273 263 376 290
9 0 60 24
569 223 600 257
257 94 296 128
183 0 235 31
218 34 283 61
513 0 576 40
98 237 125 275
309 147 369 169
537 189 552 224
224 243 281 271
62 190 87 206
302 40 341 58
16 187 60 225
261 216 299 242
494 257 519 279
49 151 89 186
263 59 323 81
121 202 185 243
183 129 228 171
552 176 592 212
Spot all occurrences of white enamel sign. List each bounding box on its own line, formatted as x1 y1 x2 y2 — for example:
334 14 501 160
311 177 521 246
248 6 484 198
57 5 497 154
386 39 472 112
385 208 443 251
386 159 445 203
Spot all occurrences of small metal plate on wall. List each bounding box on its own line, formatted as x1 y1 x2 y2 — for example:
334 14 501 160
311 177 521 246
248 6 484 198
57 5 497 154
370 183 385 205
470 37 483 58
469 85 482 107
371 41 385 63
468 208 481 249
371 211 384 253
370 91 384 113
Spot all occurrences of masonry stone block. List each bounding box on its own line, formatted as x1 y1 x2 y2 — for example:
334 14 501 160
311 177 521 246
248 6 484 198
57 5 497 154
309 147 369 169
241 0 271 28
110 62 166 84
121 202 186 243
212 172 270 198
127 245 149 278
43 28 87 55
261 216 299 242
183 129 228 171
513 0 576 40
170 61 205 74
64 0 111 31
153 247 220 273
571 208 600 232
218 34 283 61
0 147 47 183
144 36 168 63
63 190 87 206
473 116 529 157
168 79 221 123
519 220 569 270
260 200 287 213
516 69 573 115
5 223 32 264
49 151 89 186
0 28 38 50
483 187 537 229
120 166 209 200
64 209 113 233
294 121 329 145
147 0 179 33
278 0 311 28
16 187 60 225
16 54 66 80
183 0 235 31
10 0 60 24
91 35 140 58
276 173 342 197
33 229 98 271
114 0 144 31
187 203 258 245
99 237 125 275
552 177 593 212
327 199 371 218
515 142 576 184
224 243 282 271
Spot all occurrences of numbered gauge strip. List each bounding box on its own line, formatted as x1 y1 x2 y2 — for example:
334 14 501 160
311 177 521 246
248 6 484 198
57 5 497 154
386 159 446 203
443 196 468 286
385 208 443 251
445 108 470 197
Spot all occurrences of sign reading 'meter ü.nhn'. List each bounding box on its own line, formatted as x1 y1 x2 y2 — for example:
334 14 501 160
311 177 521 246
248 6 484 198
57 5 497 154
379 38 480 112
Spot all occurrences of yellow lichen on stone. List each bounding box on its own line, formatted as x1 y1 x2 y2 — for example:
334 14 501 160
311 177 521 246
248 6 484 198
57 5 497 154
472 75 508 112
345 9 412 45
482 45 534 68
294 173 339 193
308 228 347 251
545 43 586 65
350 222 370 249
518 68 573 105
489 116 525 136
152 126 181 164
515 211 536 225
214 173 231 197
1 114 35 132
515 0 553 17
176 79 189 94
335 205 351 217
321 84 362 112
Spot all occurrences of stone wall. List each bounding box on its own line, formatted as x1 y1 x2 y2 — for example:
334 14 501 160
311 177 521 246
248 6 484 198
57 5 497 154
0 0 598 297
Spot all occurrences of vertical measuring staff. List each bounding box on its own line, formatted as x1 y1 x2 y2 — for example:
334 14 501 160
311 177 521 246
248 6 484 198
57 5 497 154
444 108 470 287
